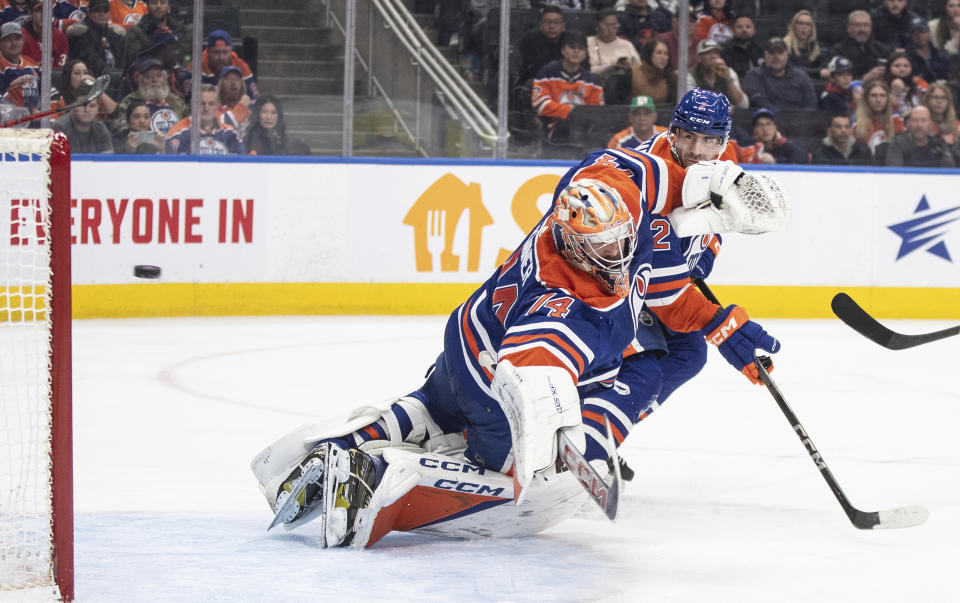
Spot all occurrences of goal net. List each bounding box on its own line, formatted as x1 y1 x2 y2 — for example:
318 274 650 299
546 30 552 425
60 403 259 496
0 130 73 602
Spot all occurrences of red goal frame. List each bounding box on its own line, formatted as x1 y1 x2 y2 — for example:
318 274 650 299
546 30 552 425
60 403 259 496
49 131 74 602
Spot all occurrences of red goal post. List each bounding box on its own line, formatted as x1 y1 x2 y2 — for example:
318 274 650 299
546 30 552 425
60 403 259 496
0 129 73 601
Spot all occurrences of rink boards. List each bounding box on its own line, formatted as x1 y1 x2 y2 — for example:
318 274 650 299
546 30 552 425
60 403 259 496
17 155 960 318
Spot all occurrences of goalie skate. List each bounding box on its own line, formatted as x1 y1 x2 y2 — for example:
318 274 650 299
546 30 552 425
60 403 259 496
267 442 378 547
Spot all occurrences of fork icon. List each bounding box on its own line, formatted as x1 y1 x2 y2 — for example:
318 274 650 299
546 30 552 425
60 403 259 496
426 209 446 271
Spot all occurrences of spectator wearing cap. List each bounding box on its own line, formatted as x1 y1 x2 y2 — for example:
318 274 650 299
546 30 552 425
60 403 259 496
655 6 698 69
721 14 762 80
531 30 603 143
114 56 186 138
617 0 672 54
51 82 114 153
742 37 817 111
871 0 920 49
783 9 829 81
811 114 873 165
0 22 41 112
140 29 190 102
125 0 191 67
190 29 258 100
830 10 891 81
21 0 69 69
819 56 857 115
67 0 126 76
588 9 640 105
516 6 566 87
906 17 949 84
885 104 955 167
747 108 808 164
216 64 252 137
165 82 244 155
694 0 734 45
689 38 746 108
607 94 665 148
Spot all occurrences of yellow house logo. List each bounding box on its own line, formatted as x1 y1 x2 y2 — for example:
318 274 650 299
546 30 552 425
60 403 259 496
404 173 561 272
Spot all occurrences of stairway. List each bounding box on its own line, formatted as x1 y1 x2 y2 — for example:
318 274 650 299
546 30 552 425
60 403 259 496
227 0 430 156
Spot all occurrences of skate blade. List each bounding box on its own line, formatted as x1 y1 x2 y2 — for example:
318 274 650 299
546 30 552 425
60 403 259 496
267 462 325 531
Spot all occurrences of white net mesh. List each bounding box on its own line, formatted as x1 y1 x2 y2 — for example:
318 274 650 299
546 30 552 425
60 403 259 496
0 130 60 598
728 173 792 235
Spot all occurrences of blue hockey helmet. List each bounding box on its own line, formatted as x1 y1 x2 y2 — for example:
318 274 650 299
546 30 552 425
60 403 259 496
670 88 732 139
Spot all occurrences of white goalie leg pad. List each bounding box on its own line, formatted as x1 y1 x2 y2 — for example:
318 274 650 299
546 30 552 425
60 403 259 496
250 396 463 510
490 359 584 490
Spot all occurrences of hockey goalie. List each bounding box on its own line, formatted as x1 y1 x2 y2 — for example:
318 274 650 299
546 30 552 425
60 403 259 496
251 93 790 549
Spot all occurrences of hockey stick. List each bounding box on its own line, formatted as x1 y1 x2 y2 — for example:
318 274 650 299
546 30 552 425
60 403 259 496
694 279 927 529
831 292 960 350
557 416 622 521
755 359 927 529
0 74 110 128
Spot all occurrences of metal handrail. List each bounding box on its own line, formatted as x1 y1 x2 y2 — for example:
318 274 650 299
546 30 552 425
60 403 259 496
324 4 428 156
372 0 499 146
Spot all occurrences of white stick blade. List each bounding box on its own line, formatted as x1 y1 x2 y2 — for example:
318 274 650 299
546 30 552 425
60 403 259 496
876 505 929 529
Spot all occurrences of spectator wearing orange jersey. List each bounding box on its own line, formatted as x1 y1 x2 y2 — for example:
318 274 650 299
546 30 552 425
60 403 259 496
694 0 733 44
110 0 146 29
607 94 666 149
531 30 603 143
191 29 258 100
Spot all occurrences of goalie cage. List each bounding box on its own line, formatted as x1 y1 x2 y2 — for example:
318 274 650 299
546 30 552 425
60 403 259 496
0 130 74 602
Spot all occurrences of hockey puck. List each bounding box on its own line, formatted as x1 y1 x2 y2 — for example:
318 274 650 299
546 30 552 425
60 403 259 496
133 265 162 279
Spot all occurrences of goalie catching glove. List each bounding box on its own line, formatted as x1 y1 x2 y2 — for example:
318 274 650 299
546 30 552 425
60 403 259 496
671 160 791 237
704 305 780 384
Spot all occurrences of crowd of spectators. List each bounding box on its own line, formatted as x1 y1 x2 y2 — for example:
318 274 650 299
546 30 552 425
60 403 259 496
0 0 309 155
440 0 960 167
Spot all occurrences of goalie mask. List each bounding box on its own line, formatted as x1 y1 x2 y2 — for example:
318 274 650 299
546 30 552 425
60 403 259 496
550 179 636 298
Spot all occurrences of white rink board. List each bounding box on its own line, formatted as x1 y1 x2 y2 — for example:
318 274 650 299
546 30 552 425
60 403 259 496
50 160 960 287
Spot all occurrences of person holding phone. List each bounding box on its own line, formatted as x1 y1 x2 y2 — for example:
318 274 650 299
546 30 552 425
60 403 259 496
115 100 163 154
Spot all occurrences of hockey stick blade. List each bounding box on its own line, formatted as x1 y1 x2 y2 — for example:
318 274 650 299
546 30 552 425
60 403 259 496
755 358 928 530
557 423 621 521
831 293 960 350
851 505 929 530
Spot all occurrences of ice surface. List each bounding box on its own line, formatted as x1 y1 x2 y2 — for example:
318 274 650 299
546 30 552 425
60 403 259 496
70 316 959 602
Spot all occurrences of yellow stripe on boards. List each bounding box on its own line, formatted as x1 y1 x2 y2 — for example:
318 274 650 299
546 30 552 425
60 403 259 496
62 284 960 319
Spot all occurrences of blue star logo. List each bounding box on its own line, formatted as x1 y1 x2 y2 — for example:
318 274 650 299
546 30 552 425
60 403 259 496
887 196 960 261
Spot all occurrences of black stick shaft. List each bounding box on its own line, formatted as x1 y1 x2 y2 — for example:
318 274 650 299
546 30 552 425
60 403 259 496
693 277 878 528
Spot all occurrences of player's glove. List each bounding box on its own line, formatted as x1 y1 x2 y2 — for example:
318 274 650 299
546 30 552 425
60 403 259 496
704 305 779 384
691 235 721 280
